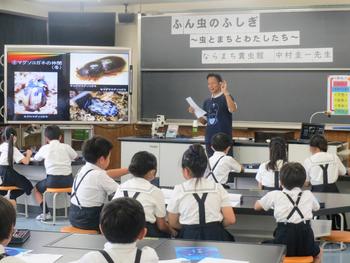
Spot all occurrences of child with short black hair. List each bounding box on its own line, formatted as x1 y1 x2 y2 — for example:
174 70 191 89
167 144 235 241
114 151 176 238
0 196 25 262
207 132 242 187
0 127 33 201
75 197 159 263
255 163 321 263
33 125 78 220
255 137 287 190
304 134 347 193
69 136 121 231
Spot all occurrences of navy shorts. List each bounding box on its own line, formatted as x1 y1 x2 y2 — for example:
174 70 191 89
36 174 73 193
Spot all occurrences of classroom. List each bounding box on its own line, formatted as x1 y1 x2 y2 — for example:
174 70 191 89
1 0 350 262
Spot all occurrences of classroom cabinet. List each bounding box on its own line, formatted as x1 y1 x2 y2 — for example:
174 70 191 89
121 141 161 183
121 140 193 186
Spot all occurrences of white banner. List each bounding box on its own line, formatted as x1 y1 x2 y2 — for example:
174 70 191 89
190 31 300 48
201 48 333 64
171 14 260 35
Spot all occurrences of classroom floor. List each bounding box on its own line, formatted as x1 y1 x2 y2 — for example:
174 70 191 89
15 213 350 263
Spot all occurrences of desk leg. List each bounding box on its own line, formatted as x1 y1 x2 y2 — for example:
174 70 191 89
338 213 347 250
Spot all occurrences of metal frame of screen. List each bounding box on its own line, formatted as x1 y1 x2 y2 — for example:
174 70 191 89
4 45 132 124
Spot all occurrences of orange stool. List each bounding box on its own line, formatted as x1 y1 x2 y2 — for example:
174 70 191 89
60 226 98 235
283 256 313 263
43 187 72 225
0 186 28 217
321 230 350 251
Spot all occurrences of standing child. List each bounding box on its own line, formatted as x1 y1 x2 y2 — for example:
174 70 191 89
33 125 78 220
254 163 321 263
75 198 159 263
69 136 119 231
167 144 235 241
304 134 347 193
207 132 242 188
113 151 176 238
255 137 287 190
0 127 33 201
0 196 25 263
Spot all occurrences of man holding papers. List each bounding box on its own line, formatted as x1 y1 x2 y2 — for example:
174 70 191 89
188 73 237 157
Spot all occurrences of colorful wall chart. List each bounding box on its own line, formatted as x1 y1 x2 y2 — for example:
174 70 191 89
328 75 350 115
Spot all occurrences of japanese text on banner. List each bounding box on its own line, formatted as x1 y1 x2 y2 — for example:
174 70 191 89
201 48 333 64
172 14 260 34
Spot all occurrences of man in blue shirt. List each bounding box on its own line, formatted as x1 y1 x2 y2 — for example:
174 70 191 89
189 74 237 157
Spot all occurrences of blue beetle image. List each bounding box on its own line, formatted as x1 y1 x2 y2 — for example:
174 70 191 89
22 78 48 112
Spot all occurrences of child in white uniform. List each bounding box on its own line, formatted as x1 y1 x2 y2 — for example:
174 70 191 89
33 125 78 220
114 151 176 238
167 144 236 241
74 198 159 263
69 136 119 231
304 134 347 193
255 137 287 190
255 163 321 263
207 133 242 188
0 127 32 201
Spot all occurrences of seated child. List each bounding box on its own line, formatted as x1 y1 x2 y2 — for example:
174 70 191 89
304 134 347 193
254 163 321 263
255 137 287 190
33 125 78 220
69 136 119 231
113 151 176 238
207 133 242 188
75 197 159 263
167 144 236 241
0 127 33 201
0 196 25 263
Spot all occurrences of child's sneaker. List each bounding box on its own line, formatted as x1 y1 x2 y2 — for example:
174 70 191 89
36 212 52 221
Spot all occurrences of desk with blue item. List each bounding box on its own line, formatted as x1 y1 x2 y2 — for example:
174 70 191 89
13 157 85 212
11 230 286 263
12 188 350 262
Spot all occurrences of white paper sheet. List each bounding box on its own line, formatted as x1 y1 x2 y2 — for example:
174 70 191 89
198 258 249 263
159 259 190 263
186 97 206 118
228 193 241 202
17 254 62 263
228 193 241 207
161 188 174 205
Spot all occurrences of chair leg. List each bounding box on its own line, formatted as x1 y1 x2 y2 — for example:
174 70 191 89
24 195 28 218
339 213 346 250
43 191 47 220
64 193 68 218
53 193 57 225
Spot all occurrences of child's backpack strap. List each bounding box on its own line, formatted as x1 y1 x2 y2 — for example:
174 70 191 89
98 249 142 263
99 250 114 263
134 249 142 263
319 163 330 185
123 191 141 200
206 155 225 183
